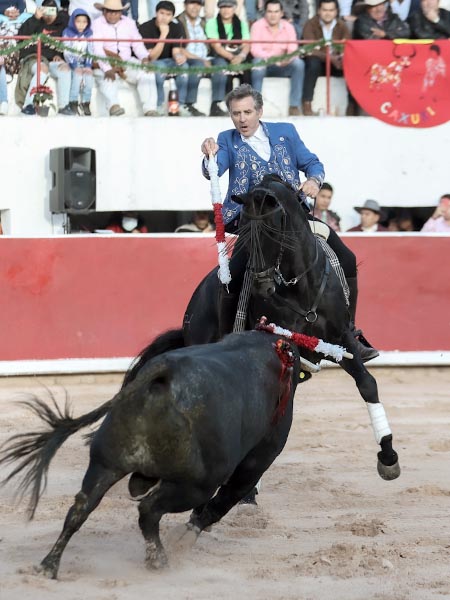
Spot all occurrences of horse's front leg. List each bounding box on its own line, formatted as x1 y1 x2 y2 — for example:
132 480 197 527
340 340 400 481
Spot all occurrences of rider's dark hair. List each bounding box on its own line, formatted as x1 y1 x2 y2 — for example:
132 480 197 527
321 182 333 193
156 0 175 14
225 84 263 111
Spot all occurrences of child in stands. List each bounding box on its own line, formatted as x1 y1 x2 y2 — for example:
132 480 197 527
63 8 94 115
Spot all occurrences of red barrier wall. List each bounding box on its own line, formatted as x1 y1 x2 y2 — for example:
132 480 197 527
0 235 448 361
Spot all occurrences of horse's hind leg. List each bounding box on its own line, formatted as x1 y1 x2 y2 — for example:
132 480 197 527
340 343 400 481
37 461 124 579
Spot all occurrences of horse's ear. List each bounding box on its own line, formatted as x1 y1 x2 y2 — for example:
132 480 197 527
231 194 246 205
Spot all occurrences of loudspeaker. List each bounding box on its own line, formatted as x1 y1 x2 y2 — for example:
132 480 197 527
50 147 96 213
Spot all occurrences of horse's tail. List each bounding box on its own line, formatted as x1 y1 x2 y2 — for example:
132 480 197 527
0 390 115 520
121 328 185 389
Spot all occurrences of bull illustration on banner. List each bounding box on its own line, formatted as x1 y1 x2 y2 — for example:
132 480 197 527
368 46 416 96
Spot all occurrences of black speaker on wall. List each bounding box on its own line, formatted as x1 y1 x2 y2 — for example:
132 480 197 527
50 147 96 213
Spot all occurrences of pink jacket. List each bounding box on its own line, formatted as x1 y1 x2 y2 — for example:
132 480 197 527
421 217 450 232
250 18 298 60
92 15 148 72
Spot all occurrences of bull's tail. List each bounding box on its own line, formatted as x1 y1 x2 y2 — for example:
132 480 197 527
121 328 185 389
0 390 115 519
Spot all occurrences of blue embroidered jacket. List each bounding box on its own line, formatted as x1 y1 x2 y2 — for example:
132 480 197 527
202 121 325 230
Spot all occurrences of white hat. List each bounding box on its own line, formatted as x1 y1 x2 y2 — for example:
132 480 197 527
94 0 130 11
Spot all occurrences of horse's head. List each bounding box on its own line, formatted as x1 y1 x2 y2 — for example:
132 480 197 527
233 175 308 298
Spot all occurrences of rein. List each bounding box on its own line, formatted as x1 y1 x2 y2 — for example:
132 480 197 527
242 188 330 324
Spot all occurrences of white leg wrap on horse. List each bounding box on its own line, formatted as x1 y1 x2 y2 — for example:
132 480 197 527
255 479 262 493
367 403 392 444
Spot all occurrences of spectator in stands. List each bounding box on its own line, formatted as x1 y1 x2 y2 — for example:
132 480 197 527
283 0 310 38
353 0 410 39
250 0 304 116
176 0 209 116
62 8 94 115
140 1 190 116
175 210 215 232
106 212 149 232
396 209 415 231
347 199 387 231
92 0 157 116
17 0 74 115
0 5 32 115
205 0 251 116
421 194 450 232
312 182 341 231
409 0 450 38
301 0 350 116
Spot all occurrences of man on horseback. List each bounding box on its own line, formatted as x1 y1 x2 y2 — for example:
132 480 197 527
201 83 378 363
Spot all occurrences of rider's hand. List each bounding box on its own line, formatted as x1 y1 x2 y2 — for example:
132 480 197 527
300 178 320 199
201 137 219 157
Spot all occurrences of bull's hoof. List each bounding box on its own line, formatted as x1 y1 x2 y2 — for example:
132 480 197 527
377 459 401 481
145 543 168 570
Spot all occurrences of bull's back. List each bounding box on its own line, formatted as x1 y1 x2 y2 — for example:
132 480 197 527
93 331 295 486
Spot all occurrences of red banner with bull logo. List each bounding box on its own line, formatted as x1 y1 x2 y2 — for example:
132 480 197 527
343 40 450 128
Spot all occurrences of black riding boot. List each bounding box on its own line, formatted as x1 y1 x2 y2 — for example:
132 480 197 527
347 276 379 363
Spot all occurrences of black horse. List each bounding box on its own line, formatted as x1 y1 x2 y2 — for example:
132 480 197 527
125 174 400 481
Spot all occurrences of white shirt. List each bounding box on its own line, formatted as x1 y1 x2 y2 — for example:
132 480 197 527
390 0 411 21
241 124 271 161
320 18 337 41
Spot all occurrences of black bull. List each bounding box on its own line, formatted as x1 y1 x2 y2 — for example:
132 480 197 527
0 331 300 578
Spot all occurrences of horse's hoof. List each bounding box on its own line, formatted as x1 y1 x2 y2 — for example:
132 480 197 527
377 459 401 481
34 562 57 579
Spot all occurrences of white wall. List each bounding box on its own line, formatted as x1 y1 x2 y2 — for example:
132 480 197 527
1 115 449 235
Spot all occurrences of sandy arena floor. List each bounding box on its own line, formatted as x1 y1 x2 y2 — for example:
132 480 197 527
0 367 449 600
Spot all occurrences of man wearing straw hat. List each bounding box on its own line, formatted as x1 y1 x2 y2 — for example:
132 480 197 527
91 0 157 116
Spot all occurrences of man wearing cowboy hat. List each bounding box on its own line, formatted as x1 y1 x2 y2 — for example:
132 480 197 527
91 0 157 116
347 199 387 232
353 0 410 39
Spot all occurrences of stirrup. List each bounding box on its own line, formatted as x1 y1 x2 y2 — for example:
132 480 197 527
354 329 379 363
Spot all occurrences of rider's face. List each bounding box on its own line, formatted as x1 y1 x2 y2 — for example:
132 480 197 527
229 96 263 138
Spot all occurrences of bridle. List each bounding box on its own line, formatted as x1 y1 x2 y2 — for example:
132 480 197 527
240 185 330 324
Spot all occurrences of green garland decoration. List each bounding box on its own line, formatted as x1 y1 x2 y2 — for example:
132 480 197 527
0 33 343 76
